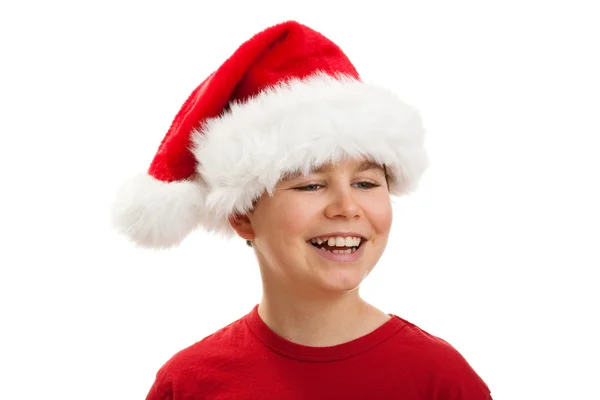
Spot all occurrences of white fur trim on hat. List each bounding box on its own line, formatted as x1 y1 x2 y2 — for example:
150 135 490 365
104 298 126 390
110 174 207 248
192 72 429 236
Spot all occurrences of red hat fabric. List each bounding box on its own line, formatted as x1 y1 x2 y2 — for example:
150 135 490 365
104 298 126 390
111 21 428 248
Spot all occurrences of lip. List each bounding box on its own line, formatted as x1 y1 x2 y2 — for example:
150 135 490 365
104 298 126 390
307 232 368 263
310 240 366 263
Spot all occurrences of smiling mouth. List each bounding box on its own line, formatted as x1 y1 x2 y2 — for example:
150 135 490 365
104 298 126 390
308 236 365 254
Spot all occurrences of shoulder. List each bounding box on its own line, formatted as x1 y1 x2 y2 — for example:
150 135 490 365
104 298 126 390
390 315 492 398
162 314 249 375
146 314 250 399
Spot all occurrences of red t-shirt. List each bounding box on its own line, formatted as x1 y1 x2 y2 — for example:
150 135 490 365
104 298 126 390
146 305 492 399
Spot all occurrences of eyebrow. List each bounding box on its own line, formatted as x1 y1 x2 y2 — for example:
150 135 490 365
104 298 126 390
283 160 387 180
355 160 386 173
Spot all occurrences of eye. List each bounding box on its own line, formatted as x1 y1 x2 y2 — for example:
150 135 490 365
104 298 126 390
294 184 323 191
353 181 381 189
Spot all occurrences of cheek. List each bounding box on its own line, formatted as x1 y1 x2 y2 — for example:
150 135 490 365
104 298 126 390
255 196 314 239
366 196 393 234
276 198 315 235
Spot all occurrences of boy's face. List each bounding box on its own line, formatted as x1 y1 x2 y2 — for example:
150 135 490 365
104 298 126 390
231 157 393 296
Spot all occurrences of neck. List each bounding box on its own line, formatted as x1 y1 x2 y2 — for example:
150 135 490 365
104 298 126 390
257 285 390 347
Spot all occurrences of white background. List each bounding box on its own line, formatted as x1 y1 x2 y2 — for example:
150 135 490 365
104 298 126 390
1 1 599 399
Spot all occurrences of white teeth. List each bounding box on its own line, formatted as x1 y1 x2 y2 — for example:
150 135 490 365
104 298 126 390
330 248 357 254
346 236 361 247
312 236 363 247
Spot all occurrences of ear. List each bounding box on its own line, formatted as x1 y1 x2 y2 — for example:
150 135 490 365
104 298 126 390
228 212 255 241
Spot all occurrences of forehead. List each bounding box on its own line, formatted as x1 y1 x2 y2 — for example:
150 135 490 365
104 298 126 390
282 159 386 180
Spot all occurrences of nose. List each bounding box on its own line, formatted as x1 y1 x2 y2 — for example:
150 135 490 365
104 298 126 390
324 184 361 220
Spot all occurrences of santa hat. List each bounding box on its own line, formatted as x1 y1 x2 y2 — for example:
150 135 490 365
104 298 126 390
111 20 428 248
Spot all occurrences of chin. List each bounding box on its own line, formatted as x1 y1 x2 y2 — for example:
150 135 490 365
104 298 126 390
316 263 373 293
304 246 377 289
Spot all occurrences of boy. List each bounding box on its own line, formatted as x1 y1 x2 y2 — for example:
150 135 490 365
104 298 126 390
112 20 492 399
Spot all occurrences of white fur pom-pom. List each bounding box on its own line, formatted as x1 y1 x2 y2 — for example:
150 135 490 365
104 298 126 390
110 174 206 248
